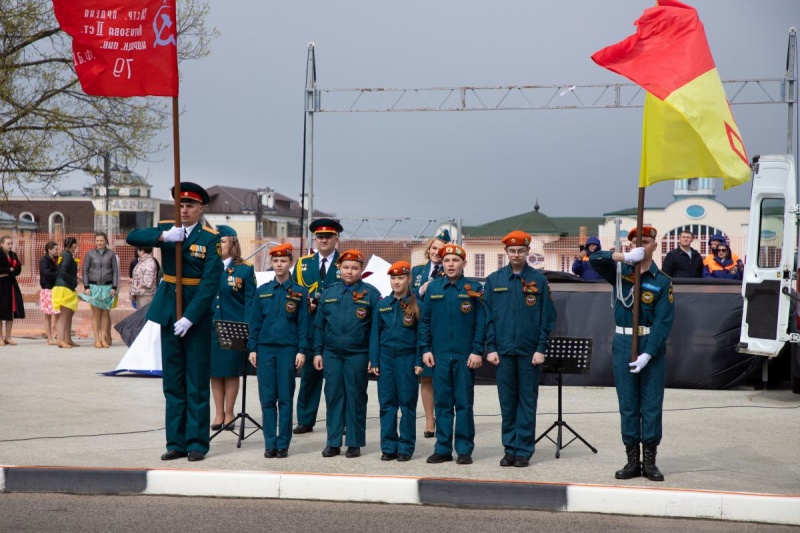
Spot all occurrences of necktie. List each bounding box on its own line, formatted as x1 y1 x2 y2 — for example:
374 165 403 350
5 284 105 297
320 257 327 280
431 264 441 279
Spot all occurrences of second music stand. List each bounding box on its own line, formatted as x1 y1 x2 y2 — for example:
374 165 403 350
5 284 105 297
210 320 262 448
535 336 598 458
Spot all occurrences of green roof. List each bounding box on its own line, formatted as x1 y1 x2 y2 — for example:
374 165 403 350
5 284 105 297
464 210 605 237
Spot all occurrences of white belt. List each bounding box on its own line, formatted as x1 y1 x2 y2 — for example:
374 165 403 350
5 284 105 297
615 326 651 336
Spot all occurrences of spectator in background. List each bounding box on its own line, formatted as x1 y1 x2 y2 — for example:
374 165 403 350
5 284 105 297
571 237 603 280
703 233 740 269
703 244 744 280
130 247 159 309
52 237 80 349
39 241 60 345
662 230 703 278
0 235 25 345
80 232 119 348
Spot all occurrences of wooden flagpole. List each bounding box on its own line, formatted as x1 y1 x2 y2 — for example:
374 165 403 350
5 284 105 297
172 96 183 319
631 186 645 362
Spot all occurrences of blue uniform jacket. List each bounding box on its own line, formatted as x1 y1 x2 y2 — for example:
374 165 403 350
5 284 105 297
418 274 486 358
484 264 556 356
126 222 222 326
213 261 256 328
369 292 422 368
411 261 442 298
590 251 675 357
313 280 382 356
248 277 310 353
293 250 341 296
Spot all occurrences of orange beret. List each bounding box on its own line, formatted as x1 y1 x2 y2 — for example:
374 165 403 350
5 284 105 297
501 230 531 247
627 226 658 241
387 261 411 276
269 243 293 257
337 249 365 265
439 243 466 259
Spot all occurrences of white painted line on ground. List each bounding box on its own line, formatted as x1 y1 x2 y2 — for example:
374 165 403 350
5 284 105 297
278 473 420 504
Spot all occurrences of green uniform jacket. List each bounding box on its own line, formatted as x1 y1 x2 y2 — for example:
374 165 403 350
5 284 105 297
293 250 341 297
127 222 222 326
589 251 675 356
314 280 382 356
419 274 486 358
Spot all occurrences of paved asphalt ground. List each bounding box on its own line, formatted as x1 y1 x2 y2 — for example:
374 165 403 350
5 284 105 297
0 339 798 525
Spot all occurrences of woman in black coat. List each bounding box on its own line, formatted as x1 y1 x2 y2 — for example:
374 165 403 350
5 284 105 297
0 235 25 345
39 241 60 345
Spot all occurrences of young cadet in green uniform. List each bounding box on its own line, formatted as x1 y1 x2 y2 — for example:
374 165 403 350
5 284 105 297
313 249 381 458
590 226 674 481
292 218 343 435
369 261 424 462
419 243 486 465
410 229 449 439
248 243 310 459
209 225 257 432
126 182 222 462
484 230 556 468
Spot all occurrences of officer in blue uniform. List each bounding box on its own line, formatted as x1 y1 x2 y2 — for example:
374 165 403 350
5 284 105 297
209 225 257 431
313 249 381 458
419 243 486 465
248 243 310 459
369 261 424 462
590 226 674 481
292 218 343 434
484 230 556 468
126 182 222 462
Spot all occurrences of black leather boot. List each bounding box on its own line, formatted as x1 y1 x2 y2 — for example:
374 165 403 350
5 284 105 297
614 444 641 479
642 444 665 481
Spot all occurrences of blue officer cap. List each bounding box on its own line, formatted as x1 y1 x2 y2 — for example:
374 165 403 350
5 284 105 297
216 225 237 238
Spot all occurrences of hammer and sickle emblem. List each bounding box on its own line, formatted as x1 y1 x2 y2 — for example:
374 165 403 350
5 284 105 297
153 4 177 48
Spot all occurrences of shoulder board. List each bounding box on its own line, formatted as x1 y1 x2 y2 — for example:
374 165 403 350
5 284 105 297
202 226 218 234
158 219 175 224
242 261 253 267
299 253 315 260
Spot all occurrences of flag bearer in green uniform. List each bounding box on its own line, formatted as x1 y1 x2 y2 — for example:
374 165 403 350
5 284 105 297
484 230 556 468
126 182 222 462
248 243 310 459
419 243 486 465
209 225 257 432
292 218 343 434
369 261 424 462
313 249 381 459
590 226 674 481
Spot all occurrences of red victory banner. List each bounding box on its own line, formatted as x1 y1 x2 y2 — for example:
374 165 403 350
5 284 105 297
52 0 179 97
592 0 749 190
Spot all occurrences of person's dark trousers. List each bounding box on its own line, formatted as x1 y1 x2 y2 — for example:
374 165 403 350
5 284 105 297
378 352 418 457
323 351 369 447
256 345 297 450
611 334 666 446
295 356 323 427
497 354 542 459
160 318 212 454
433 354 475 457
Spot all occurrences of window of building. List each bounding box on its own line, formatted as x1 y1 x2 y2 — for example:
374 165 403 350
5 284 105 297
108 189 119 197
497 253 505 270
687 178 699 191
19 211 34 222
474 253 485 277
129 189 140 197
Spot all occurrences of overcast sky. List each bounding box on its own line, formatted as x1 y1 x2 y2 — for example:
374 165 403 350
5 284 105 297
63 0 799 227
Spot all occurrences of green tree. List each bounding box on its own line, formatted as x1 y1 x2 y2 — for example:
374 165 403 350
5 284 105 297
0 0 217 195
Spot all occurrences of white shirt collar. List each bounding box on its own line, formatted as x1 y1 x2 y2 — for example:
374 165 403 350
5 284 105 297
223 257 233 269
183 222 198 235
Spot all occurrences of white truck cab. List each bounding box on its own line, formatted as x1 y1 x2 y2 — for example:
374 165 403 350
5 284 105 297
738 154 800 392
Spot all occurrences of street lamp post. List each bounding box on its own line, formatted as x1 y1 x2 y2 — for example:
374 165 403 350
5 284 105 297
244 187 275 240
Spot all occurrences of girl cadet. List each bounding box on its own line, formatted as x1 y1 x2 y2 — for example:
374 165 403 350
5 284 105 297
313 249 382 459
369 261 424 462
248 243 310 459
210 225 257 431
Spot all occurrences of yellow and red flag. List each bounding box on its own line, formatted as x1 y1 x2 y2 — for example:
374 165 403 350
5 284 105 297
591 0 749 189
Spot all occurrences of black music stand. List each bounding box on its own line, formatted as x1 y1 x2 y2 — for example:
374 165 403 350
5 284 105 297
209 320 262 448
535 337 597 458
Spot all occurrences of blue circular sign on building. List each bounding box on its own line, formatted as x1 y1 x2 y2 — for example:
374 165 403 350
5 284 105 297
686 205 706 219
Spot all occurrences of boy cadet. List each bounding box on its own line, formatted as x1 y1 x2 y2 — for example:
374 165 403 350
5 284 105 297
248 243 310 459
419 243 486 465
313 249 381 458
292 218 343 434
590 226 674 481
127 182 222 462
484 230 556 468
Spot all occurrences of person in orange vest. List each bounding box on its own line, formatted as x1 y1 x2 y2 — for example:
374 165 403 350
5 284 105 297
702 243 743 280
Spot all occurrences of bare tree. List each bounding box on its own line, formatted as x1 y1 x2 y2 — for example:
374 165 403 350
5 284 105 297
0 0 218 196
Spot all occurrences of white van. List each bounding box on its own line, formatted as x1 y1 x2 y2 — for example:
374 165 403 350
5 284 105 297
738 154 800 392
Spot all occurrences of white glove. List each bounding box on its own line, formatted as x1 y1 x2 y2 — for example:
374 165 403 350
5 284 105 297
629 353 652 373
173 317 193 337
162 226 185 243
624 247 645 263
